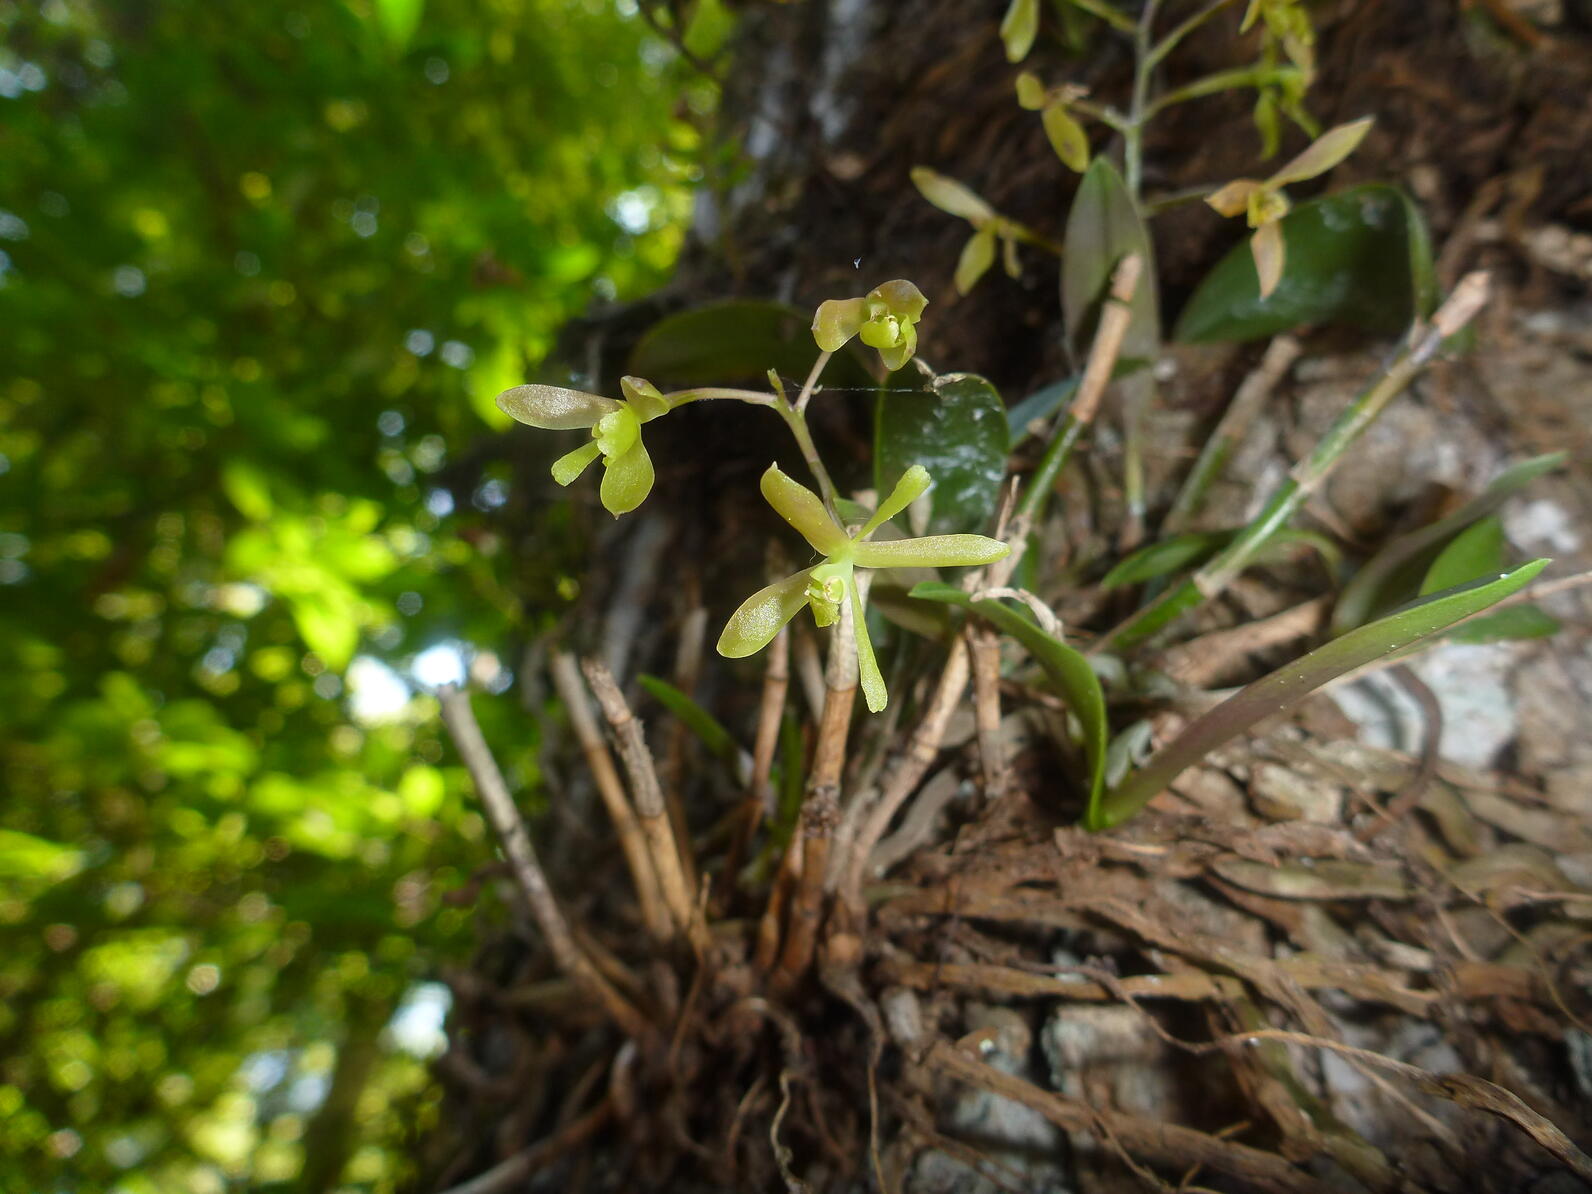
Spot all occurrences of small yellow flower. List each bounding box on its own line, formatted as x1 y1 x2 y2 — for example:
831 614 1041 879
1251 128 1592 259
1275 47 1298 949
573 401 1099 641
812 280 928 373
717 463 1008 712
1206 117 1372 299
496 376 669 517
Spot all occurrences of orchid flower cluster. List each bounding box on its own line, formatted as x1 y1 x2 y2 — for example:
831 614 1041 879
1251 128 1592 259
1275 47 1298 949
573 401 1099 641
495 280 1008 712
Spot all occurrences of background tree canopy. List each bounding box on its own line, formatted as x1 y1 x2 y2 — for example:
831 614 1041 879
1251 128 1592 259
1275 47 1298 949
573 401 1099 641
0 0 716 1187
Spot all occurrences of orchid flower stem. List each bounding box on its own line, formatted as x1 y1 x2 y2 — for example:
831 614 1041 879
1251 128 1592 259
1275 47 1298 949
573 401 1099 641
665 386 777 407
776 401 842 519
794 350 832 414
1124 0 1161 200
1095 272 1491 654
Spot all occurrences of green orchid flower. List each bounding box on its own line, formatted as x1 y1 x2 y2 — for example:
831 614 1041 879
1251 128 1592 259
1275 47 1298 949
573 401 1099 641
496 376 670 517
717 463 1009 712
811 279 929 372
1205 116 1371 299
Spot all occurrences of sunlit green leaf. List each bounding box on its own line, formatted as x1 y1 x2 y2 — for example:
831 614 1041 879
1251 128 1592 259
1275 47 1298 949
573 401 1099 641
1099 559 1550 829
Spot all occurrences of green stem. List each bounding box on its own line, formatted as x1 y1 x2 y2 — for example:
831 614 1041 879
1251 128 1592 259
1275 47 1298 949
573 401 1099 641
1095 276 1489 653
1123 0 1160 200
1145 65 1301 119
666 386 777 407
794 349 832 413
1018 414 1087 525
777 402 841 517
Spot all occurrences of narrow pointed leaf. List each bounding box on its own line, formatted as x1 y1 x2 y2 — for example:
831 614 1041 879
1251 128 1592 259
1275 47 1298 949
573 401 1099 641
760 464 848 555
853 534 1009 570
717 570 815 658
1100 532 1229 588
1098 559 1550 830
1332 452 1564 632
875 373 1010 535
639 674 748 778
1447 604 1559 644
912 581 1109 824
497 383 619 430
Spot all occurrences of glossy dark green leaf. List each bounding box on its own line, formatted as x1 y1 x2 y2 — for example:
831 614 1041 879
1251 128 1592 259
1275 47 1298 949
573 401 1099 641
1174 184 1437 343
1062 158 1159 362
911 581 1108 823
1332 453 1565 633
875 373 1010 534
627 299 875 391
1099 559 1549 829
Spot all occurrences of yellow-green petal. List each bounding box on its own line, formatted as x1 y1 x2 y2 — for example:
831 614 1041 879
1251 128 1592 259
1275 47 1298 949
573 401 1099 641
551 440 602 486
955 226 997 295
760 464 848 555
869 279 928 321
812 297 867 352
497 383 621 430
621 376 670 421
860 464 932 539
851 582 887 713
1267 116 1372 188
876 319 918 372
599 439 654 517
851 533 1009 571
910 168 995 224
717 569 814 658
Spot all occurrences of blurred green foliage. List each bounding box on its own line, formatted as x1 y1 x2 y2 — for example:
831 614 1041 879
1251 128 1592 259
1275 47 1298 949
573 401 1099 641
0 0 707 1188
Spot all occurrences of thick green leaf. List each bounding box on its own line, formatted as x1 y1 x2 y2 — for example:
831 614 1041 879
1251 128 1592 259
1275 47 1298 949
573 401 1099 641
1099 559 1550 829
1062 158 1159 362
1420 516 1506 596
1332 452 1565 633
875 373 1010 535
628 299 874 392
911 582 1108 823
1175 184 1436 343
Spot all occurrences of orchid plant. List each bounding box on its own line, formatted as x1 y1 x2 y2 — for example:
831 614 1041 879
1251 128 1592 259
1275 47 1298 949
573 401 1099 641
717 464 1008 712
496 278 1010 716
